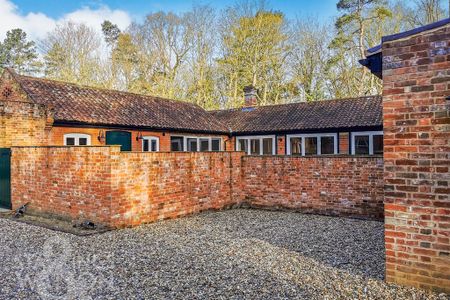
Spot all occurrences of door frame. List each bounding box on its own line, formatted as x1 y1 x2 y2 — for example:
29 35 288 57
105 131 132 151
0 148 11 209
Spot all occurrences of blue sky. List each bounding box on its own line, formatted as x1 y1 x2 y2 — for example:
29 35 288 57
10 0 339 23
0 0 339 41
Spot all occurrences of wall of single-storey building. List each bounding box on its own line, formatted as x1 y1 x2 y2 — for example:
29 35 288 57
241 155 384 220
0 101 52 147
233 130 381 156
0 71 53 148
382 24 450 293
0 71 232 152
49 126 231 152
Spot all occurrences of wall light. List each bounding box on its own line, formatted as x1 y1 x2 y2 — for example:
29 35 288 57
97 130 105 143
136 131 143 141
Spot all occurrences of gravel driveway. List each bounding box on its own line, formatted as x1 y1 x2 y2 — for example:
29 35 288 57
0 209 446 299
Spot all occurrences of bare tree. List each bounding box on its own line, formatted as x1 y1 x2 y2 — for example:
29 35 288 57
41 22 105 86
183 5 220 109
406 0 448 26
288 18 331 102
128 12 193 99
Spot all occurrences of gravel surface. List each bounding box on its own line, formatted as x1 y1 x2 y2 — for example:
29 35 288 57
0 209 446 299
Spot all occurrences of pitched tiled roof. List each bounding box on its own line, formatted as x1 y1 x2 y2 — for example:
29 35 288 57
7 69 382 135
210 96 382 134
11 70 229 134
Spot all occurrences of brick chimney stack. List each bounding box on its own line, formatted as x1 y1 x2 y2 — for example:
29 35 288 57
243 85 257 107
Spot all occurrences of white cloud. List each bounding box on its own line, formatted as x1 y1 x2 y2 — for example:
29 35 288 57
62 5 131 34
0 0 132 41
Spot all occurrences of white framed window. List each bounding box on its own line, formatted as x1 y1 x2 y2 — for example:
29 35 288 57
63 133 91 146
170 136 222 152
235 135 276 155
286 133 337 156
351 131 383 155
142 136 159 152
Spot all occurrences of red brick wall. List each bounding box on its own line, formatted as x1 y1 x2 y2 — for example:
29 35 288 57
11 146 384 227
225 136 236 151
339 132 350 154
276 135 286 154
382 24 450 293
11 147 244 227
0 71 53 147
110 152 243 227
241 156 384 220
11 146 119 224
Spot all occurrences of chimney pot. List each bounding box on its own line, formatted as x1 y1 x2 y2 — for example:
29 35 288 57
243 85 257 107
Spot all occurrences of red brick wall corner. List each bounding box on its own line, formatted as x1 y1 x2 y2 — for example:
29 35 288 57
382 24 450 293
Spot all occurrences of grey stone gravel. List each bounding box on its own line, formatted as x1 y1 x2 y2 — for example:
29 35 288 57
0 209 446 299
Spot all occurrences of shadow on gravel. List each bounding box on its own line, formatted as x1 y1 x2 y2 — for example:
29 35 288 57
200 209 385 280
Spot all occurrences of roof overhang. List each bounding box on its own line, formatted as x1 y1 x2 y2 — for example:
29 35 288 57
53 120 230 135
359 45 382 79
359 18 450 80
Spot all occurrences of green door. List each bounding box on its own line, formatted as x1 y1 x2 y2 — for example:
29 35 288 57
106 131 132 151
0 148 11 209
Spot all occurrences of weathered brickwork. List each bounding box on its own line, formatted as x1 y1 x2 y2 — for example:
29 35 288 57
11 147 245 227
0 101 52 147
110 152 243 227
242 156 384 220
11 146 119 223
339 132 350 154
10 146 384 227
277 135 286 155
382 24 450 293
0 71 53 147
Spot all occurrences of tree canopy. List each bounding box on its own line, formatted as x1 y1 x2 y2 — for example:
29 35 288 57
1 0 448 109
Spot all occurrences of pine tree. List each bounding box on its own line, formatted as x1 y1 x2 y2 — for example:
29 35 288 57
0 28 41 74
329 0 391 96
101 20 121 46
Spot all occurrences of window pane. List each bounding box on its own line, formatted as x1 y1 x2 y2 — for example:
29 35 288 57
187 138 198 152
211 139 220 151
238 139 248 153
250 139 260 155
200 139 209 151
171 137 183 151
262 138 273 155
66 138 75 146
151 140 158 152
78 138 87 145
355 135 369 155
304 137 317 155
290 137 302 155
320 136 334 155
143 139 149 151
373 135 383 155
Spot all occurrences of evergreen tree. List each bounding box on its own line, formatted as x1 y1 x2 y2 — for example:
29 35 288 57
0 28 41 74
101 20 121 46
329 0 391 96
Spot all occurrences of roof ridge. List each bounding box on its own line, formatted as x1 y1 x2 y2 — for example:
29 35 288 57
210 95 381 113
14 72 206 110
8 69 230 133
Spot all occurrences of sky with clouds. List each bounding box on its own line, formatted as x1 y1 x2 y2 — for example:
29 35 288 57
0 0 339 42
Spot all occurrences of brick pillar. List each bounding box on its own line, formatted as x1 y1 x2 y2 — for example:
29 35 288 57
382 24 450 293
277 135 285 155
339 132 349 154
225 136 235 151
